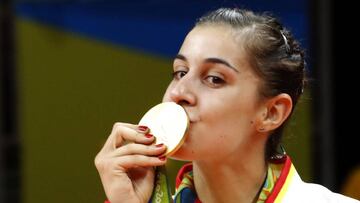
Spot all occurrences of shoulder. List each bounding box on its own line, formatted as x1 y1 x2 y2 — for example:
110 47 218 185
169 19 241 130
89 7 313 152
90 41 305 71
282 168 359 203
271 156 359 203
295 181 359 203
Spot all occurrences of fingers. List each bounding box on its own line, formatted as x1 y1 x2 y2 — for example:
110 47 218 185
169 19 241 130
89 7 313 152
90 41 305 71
102 123 154 152
95 143 167 172
112 143 166 157
112 143 167 170
96 122 168 172
116 154 167 170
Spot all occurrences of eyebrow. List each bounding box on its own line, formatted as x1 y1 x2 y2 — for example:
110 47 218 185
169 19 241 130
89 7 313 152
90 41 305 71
175 54 239 73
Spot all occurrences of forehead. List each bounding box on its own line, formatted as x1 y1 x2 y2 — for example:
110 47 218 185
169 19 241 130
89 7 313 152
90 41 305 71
181 25 237 54
178 25 251 70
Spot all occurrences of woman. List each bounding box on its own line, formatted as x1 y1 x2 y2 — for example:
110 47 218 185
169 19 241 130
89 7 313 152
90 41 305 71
95 8 359 203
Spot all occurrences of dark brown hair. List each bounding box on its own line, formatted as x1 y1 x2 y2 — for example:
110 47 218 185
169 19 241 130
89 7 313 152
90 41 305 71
196 8 306 160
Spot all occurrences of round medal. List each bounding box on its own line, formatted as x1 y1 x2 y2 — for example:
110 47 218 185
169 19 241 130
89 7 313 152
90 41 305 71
139 102 189 156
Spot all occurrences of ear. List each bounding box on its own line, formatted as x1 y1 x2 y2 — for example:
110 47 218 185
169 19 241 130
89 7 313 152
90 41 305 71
256 93 293 133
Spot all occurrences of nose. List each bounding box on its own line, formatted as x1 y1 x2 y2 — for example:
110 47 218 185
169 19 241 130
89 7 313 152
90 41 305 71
168 75 196 106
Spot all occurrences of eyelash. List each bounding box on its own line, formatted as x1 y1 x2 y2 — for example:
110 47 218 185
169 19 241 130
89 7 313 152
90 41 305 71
172 71 187 80
205 76 225 86
172 71 226 87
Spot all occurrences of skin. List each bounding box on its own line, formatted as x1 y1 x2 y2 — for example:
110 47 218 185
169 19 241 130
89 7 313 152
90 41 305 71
95 24 293 203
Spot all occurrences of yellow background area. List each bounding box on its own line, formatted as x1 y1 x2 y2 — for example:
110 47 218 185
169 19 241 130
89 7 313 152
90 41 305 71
16 18 312 202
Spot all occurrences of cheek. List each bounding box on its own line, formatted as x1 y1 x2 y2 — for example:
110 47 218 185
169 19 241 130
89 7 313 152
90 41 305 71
195 101 233 140
201 97 257 137
199 108 255 154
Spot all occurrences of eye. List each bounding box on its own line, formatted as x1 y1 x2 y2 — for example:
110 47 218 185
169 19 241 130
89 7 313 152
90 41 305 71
205 75 225 87
172 71 187 80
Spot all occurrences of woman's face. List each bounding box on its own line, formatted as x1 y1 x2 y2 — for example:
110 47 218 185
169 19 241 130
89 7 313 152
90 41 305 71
163 25 266 162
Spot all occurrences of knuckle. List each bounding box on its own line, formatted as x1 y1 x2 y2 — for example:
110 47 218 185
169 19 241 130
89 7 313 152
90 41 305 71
113 126 126 139
128 143 146 154
94 155 104 170
131 155 142 162
146 145 155 154
96 157 116 172
124 143 135 152
112 122 123 130
141 155 153 162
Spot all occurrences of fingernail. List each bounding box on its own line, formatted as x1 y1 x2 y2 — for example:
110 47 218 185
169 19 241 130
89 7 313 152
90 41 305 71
145 133 153 138
155 143 164 148
138 125 149 132
159 156 166 161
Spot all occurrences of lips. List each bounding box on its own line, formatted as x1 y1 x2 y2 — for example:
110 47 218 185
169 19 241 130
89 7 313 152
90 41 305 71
186 114 199 123
180 106 199 123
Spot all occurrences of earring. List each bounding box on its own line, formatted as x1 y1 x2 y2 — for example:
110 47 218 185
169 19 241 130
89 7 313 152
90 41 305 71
258 127 265 131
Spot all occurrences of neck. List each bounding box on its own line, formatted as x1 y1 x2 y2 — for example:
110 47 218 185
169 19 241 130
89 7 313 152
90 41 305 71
193 150 267 203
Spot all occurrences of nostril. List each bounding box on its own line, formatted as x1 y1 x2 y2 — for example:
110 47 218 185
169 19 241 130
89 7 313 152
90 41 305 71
177 100 191 106
167 82 196 106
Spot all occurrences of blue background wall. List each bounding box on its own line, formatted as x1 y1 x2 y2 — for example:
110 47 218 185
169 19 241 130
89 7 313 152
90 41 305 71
16 0 308 58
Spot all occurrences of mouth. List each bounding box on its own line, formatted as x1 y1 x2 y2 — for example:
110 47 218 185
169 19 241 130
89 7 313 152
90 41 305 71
186 115 198 123
180 106 198 123
188 118 200 125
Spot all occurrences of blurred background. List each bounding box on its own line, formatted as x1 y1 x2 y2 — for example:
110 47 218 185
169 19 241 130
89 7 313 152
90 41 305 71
1 0 358 202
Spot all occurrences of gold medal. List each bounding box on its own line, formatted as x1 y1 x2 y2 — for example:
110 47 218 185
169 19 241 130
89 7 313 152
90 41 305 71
139 102 189 156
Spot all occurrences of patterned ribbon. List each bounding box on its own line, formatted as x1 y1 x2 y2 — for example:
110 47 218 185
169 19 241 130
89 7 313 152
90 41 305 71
149 166 173 203
149 163 282 203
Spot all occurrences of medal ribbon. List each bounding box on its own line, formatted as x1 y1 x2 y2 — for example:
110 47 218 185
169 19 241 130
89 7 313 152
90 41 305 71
149 166 173 203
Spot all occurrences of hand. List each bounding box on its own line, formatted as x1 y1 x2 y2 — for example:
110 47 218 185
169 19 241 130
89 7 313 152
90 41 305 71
95 123 167 203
